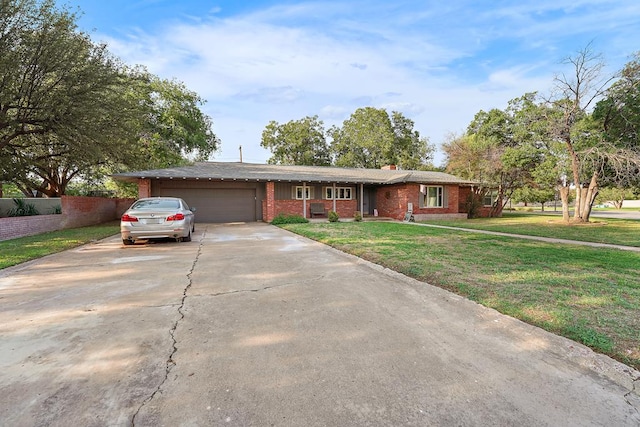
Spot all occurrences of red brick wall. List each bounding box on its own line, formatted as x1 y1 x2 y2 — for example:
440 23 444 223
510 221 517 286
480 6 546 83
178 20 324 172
265 199 358 222
376 183 462 220
0 215 64 241
263 182 276 222
138 179 151 198
0 196 135 241
116 198 135 217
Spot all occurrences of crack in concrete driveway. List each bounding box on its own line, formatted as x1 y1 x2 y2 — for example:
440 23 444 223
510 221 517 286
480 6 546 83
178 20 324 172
130 229 206 426
1 223 638 426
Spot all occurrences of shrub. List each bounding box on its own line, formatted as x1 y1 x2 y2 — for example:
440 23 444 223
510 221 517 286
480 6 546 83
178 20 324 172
465 193 482 219
328 211 339 222
354 211 362 222
8 198 39 217
271 213 309 225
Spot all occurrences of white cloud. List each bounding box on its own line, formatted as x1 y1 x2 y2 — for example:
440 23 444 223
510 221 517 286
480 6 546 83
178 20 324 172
93 0 640 166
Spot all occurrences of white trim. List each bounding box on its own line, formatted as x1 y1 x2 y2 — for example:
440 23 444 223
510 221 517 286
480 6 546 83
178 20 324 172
294 186 314 200
421 185 444 208
324 186 353 200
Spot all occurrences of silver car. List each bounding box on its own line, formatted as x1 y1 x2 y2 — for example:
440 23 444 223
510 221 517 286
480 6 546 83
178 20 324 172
121 197 195 245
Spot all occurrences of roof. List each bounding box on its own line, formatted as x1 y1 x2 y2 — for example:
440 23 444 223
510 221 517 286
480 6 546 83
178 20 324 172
112 162 476 186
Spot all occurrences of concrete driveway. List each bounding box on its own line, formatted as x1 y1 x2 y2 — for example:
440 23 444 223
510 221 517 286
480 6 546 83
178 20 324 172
1 223 638 426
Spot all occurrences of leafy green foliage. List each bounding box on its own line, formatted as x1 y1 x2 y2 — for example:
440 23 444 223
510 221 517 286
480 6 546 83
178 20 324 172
330 107 434 169
7 199 39 217
444 93 552 216
328 211 339 222
136 75 220 168
0 1 219 196
270 213 309 224
595 187 631 208
512 187 556 207
261 116 331 166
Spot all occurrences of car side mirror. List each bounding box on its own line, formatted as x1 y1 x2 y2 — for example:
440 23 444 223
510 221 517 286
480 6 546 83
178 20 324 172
191 207 196 212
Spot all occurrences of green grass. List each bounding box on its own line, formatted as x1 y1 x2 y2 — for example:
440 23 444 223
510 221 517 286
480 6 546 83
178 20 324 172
281 221 640 370
0 222 120 269
421 213 640 247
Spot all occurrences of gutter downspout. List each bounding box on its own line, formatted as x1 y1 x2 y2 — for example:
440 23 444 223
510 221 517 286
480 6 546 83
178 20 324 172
360 183 364 215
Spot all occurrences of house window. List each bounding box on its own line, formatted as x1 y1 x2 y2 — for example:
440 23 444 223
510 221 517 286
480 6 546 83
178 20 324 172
324 186 352 200
422 186 443 208
483 190 498 207
294 186 314 200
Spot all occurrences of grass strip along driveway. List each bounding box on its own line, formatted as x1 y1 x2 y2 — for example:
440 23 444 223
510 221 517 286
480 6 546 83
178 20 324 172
281 220 640 370
0 222 120 270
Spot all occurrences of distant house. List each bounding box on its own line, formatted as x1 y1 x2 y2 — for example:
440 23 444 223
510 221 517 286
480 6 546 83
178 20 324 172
113 162 498 223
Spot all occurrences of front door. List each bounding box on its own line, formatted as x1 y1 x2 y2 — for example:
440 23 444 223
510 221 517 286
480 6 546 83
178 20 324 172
362 186 377 215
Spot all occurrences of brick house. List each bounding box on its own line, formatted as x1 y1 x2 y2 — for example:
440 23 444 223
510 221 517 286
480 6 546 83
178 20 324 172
113 162 497 223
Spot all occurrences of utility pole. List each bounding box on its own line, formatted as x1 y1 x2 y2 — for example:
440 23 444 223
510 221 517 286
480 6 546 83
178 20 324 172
239 145 243 163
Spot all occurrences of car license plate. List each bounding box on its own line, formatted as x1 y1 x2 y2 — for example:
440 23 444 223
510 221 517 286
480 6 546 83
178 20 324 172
145 218 161 224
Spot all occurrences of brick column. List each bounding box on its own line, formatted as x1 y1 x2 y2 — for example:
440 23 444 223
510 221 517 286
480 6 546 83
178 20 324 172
138 178 151 198
264 181 276 222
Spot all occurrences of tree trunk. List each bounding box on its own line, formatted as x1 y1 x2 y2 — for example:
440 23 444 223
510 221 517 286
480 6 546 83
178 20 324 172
559 186 570 222
566 136 584 222
580 173 599 222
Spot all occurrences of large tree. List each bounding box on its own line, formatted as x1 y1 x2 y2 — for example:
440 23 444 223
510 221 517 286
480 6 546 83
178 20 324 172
330 107 433 169
133 74 219 170
592 51 640 191
260 115 331 166
389 111 435 170
443 93 550 216
448 48 640 222
0 0 107 151
546 46 615 222
0 1 219 196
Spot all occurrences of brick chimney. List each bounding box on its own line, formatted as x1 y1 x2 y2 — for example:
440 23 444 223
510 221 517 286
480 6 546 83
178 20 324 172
381 165 397 170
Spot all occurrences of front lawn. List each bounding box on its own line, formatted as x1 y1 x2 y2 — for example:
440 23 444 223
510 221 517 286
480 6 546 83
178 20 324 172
0 222 120 270
281 221 640 370
421 213 640 247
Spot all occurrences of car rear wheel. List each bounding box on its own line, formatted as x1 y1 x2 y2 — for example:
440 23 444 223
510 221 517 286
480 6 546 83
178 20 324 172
122 239 134 246
183 231 192 242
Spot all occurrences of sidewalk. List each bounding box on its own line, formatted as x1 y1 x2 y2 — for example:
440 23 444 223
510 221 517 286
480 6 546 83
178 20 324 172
413 222 640 253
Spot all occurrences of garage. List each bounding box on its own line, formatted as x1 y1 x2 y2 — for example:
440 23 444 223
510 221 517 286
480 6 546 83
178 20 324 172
154 181 264 223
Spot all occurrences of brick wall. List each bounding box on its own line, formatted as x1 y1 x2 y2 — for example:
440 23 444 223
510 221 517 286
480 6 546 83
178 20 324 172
262 182 276 222
0 215 64 241
0 196 135 241
138 179 151 198
61 196 117 228
264 198 358 222
376 184 412 220
376 183 463 220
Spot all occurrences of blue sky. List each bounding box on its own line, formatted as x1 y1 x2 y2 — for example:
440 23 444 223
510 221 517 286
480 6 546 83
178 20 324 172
69 0 640 166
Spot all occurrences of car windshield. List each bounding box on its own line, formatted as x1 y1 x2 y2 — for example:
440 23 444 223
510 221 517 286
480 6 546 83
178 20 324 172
132 199 181 210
